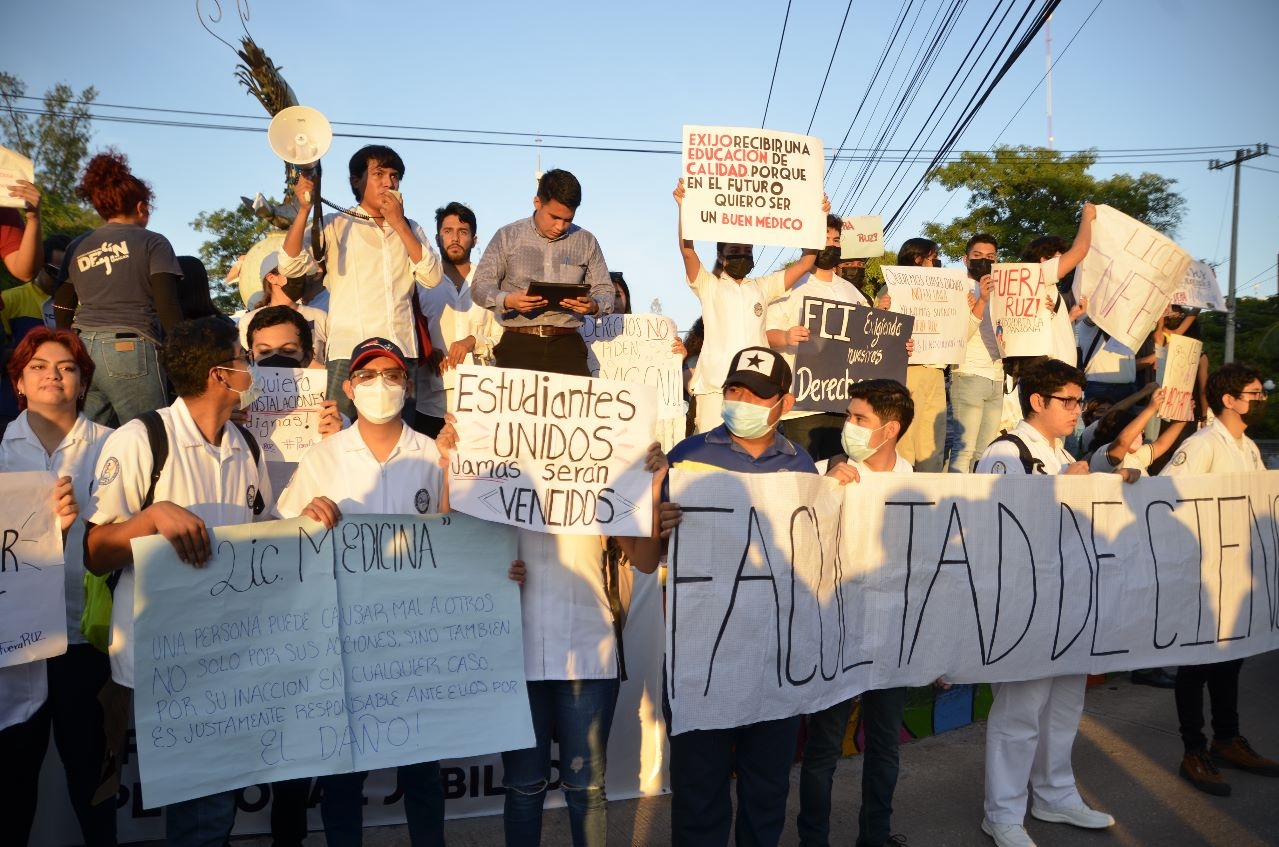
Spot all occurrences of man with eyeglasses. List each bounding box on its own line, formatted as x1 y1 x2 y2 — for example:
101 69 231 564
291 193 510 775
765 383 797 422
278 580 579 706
1160 362 1276 796
974 358 1114 847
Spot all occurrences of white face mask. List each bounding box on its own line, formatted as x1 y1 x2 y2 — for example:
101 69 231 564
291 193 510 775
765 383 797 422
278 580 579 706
353 381 406 424
721 398 780 439
220 362 263 410
841 420 888 462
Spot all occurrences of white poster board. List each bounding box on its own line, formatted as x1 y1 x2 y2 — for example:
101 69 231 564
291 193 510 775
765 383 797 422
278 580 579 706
681 125 825 249
132 514 531 808
0 145 35 209
582 313 683 420
0 471 66 667
449 365 657 535
838 214 885 259
1159 334 1203 422
1174 260 1224 311
1074 205 1192 354
881 266 971 365
988 263 1053 357
244 366 326 463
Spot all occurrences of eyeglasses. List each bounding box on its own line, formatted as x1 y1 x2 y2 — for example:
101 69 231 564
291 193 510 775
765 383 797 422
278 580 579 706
1046 394 1083 410
1239 389 1269 400
219 352 252 367
350 368 408 386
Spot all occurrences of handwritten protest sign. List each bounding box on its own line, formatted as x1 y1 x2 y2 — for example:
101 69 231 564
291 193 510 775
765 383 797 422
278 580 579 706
0 472 65 668
839 214 885 259
1159 334 1203 422
0 145 35 209
881 266 971 365
449 365 657 535
133 513 529 808
1175 260 1224 311
666 467 1279 734
988 262 1052 357
582 313 683 419
681 125 825 249
1075 205 1192 354
791 298 911 414
244 366 325 463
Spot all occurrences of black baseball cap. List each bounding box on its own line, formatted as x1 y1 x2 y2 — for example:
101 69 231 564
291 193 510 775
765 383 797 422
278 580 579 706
722 346 792 399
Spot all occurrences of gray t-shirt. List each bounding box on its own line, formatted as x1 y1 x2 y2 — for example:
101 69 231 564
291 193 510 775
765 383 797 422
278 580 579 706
69 222 181 336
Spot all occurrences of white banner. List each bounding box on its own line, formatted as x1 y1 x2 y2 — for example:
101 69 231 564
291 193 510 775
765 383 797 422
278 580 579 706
988 263 1053 357
0 471 65 667
681 125 825 249
582 313 683 420
132 514 531 808
881 266 971 365
838 214 885 259
1159 334 1203 422
666 468 1279 735
1174 260 1224 311
244 366 326 463
1074 205 1192 354
449 365 657 536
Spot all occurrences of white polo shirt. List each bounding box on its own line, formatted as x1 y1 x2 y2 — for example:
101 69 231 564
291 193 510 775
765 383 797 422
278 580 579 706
87 398 273 689
975 419 1074 475
414 267 502 418
0 412 112 730
516 531 616 681
1160 419 1265 476
276 422 444 518
688 266 786 395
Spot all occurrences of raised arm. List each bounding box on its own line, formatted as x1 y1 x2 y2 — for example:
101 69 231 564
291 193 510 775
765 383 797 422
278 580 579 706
1057 201 1097 278
673 179 703 284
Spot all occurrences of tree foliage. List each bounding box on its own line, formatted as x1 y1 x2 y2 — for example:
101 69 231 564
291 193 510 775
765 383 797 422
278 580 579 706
1198 295 1279 439
191 203 273 313
921 146 1186 261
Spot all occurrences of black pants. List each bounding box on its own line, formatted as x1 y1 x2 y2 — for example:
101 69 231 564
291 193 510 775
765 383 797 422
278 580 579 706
269 777 311 847
494 331 591 377
1175 658 1244 752
0 644 116 847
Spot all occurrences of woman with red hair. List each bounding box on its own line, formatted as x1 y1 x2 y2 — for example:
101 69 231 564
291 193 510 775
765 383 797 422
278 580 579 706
0 327 116 846
53 149 183 426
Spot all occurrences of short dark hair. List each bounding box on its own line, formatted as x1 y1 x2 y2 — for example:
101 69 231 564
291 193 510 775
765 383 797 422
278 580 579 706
896 238 939 267
348 145 405 201
246 305 314 362
1205 362 1262 416
161 317 240 399
847 378 914 436
1018 357 1086 418
1020 235 1069 263
966 233 998 253
6 327 95 412
536 169 582 209
826 213 843 232
435 201 477 234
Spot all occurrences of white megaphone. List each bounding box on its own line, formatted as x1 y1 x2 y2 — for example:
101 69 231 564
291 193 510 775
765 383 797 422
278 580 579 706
267 105 332 169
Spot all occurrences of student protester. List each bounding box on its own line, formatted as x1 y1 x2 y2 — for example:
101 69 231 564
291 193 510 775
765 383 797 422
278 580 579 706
1160 362 1277 796
1014 202 1096 371
0 173 43 282
471 169 613 377
54 151 183 427
238 260 329 363
890 238 951 472
949 234 1003 473
673 178 823 433
663 346 819 846
84 317 272 847
975 357 1114 847
1086 384 1186 478
796 378 914 847
0 328 114 847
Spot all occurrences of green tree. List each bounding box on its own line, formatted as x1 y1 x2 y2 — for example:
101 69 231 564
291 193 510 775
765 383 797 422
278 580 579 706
1198 295 1279 439
191 203 273 313
922 146 1186 261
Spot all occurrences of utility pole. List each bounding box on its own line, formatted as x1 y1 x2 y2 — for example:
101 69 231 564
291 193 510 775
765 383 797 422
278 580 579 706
1208 143 1269 362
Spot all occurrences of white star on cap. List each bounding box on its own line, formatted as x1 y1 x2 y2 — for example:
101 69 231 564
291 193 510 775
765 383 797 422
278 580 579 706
742 351 773 374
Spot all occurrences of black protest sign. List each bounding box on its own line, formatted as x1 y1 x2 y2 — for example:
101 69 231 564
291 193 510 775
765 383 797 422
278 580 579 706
791 297 912 413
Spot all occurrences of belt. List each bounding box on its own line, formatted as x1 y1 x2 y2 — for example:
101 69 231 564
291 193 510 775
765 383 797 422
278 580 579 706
505 324 578 337
76 329 141 339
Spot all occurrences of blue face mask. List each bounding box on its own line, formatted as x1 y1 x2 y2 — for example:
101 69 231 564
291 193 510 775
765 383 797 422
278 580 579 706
722 398 780 439
841 421 888 462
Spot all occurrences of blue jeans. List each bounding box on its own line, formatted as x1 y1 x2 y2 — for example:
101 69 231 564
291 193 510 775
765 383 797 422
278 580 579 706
79 330 168 428
165 790 237 847
502 678 620 847
318 762 444 847
948 373 1004 473
796 688 906 847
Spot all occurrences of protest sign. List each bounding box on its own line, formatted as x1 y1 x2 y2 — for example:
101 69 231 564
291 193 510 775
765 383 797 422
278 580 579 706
0 472 65 668
988 263 1053 357
1075 204 1192 354
244 366 326 463
1175 260 1224 311
132 513 530 808
838 214 885 259
881 266 971 365
449 365 657 536
1159 334 1203 422
0 145 35 209
582 313 683 419
681 125 825 249
791 298 911 414
665 467 1279 734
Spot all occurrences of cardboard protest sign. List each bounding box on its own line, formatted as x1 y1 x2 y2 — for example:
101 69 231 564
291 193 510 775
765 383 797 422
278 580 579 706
244 366 326 462
839 215 885 259
1074 205 1192 354
1159 334 1203 422
666 467 1279 735
582 313 683 419
449 365 657 535
1175 260 1224 311
0 472 65 667
881 266 971 365
791 298 911 413
681 125 825 249
132 513 530 808
0 145 35 209
988 263 1053 357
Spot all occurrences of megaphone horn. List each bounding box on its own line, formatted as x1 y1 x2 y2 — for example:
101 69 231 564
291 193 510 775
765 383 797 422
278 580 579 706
267 105 333 169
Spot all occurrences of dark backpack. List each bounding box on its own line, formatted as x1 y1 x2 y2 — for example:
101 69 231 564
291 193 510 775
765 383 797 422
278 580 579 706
987 432 1046 475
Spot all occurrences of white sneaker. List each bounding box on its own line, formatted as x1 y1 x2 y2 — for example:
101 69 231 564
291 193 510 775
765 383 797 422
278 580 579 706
981 817 1037 847
1030 803 1115 829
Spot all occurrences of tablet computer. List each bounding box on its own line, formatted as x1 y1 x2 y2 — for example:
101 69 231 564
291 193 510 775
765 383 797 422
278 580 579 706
526 280 592 306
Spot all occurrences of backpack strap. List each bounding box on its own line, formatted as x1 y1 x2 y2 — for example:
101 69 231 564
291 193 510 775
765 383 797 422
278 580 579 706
602 537 629 683
232 421 262 467
1080 322 1110 368
989 432 1046 475
138 411 169 510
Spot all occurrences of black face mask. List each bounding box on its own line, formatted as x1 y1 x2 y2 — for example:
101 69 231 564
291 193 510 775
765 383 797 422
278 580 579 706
1241 398 1268 429
256 353 305 369
968 258 993 281
837 265 866 287
814 246 842 271
721 257 755 280
280 278 306 302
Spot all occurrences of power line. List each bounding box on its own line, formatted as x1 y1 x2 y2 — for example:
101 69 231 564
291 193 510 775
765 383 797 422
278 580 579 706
806 0 856 135
760 0 794 128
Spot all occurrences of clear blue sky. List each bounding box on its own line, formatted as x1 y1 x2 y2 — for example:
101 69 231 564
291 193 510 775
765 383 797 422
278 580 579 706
9 0 1278 334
